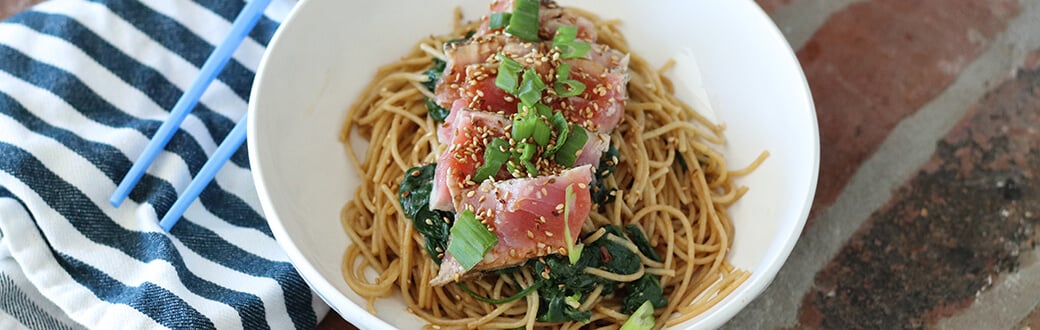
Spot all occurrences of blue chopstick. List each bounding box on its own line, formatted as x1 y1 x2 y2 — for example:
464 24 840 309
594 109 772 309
109 0 273 208
159 115 248 231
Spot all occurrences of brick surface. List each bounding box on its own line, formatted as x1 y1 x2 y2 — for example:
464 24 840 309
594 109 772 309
796 61 1040 329
1019 304 1040 330
801 0 1021 219
756 0 794 14
0 0 41 21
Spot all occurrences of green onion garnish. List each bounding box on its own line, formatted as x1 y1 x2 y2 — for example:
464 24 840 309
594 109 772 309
447 210 499 271
554 125 588 167
512 108 536 141
473 138 511 182
544 113 570 156
552 26 591 60
562 184 584 264
518 68 547 107
532 117 551 146
519 143 538 175
534 103 552 117
489 12 512 30
553 63 586 97
504 0 540 42
619 300 656 330
495 54 522 95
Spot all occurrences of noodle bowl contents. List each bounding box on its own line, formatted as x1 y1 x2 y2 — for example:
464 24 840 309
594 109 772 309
338 0 767 328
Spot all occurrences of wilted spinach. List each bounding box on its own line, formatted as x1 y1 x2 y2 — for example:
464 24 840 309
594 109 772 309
590 144 619 205
456 224 668 324
399 164 453 264
621 273 667 314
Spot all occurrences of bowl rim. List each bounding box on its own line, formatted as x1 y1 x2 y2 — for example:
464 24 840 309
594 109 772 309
248 0 819 328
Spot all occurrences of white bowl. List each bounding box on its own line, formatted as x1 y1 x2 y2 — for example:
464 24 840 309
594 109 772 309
248 0 818 328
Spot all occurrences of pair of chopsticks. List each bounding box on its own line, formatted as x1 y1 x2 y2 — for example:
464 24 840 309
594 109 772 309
110 0 272 232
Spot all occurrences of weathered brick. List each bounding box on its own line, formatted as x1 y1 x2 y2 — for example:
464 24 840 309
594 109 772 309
0 0 41 21
1017 303 1040 330
802 0 1020 219
796 58 1040 329
756 0 794 14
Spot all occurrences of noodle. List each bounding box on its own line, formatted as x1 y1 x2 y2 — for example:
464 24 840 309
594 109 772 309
338 7 763 330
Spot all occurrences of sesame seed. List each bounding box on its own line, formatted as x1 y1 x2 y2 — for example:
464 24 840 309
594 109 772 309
410 170 421 177
544 231 554 237
578 183 588 189
466 190 475 198
555 204 565 210
425 219 434 225
527 230 534 239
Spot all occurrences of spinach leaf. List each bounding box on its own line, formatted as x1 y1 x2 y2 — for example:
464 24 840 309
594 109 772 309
591 145 619 205
621 274 667 314
537 282 592 323
414 208 452 264
399 164 437 218
530 252 608 323
597 226 641 275
398 164 453 264
424 97 451 121
624 224 661 262
422 58 446 92
421 58 451 122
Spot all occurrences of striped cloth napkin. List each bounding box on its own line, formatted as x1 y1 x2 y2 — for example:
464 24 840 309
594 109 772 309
0 0 329 329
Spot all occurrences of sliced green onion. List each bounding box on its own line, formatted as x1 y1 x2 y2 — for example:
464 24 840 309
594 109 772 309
447 210 499 271
473 138 511 182
489 12 512 30
552 26 591 60
512 112 536 141
506 161 517 175
562 184 584 264
544 113 570 156
565 292 582 309
619 300 656 330
518 68 547 107
504 0 540 42
495 54 522 95
532 118 551 146
534 103 552 117
554 125 588 167
553 63 586 97
520 143 538 175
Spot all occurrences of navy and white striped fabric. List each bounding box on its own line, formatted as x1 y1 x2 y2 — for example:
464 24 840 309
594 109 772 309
0 0 329 329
